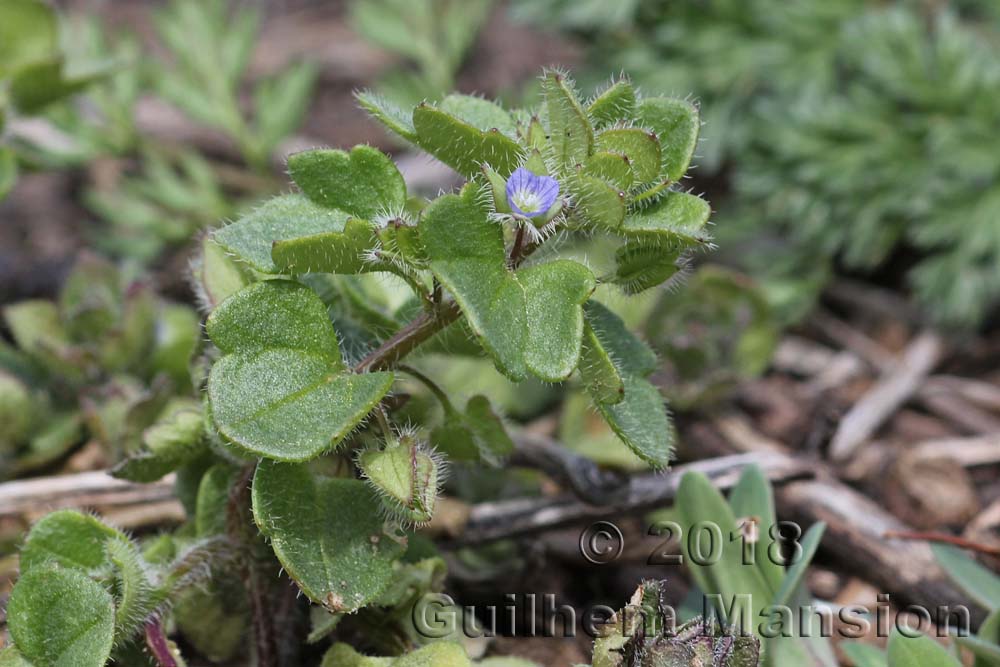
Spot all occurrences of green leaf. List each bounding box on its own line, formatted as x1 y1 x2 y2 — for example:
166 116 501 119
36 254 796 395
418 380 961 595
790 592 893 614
420 193 594 381
542 70 593 172
578 321 625 405
612 242 682 294
0 646 33 667
727 465 782 594
840 643 887 667
271 217 378 275
207 281 393 461
570 174 626 230
194 236 252 311
356 90 419 143
106 538 156 645
958 609 1000 667
253 60 318 154
676 472 775 623
288 146 406 218
622 191 712 249
584 152 635 191
19 510 127 574
439 94 517 136
0 0 58 78
636 97 700 183
195 464 237 537
595 374 674 469
584 300 657 376
588 79 636 129
413 103 524 178
359 435 439 525
321 642 471 667
595 128 661 184
3 300 70 367
213 193 358 274
111 398 206 483
887 630 961 667
252 461 406 612
7 566 115 667
0 147 17 201
772 522 826 608
519 260 596 380
206 280 342 363
9 59 111 114
431 394 515 462
209 349 393 461
933 544 1000 611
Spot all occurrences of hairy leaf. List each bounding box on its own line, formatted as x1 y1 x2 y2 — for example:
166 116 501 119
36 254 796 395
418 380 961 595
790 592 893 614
420 193 594 382
637 97 700 183
595 128 661 184
588 79 636 129
413 103 524 178
288 146 406 218
19 510 127 573
622 191 712 249
542 70 593 172
7 566 115 667
252 461 406 612
213 194 355 273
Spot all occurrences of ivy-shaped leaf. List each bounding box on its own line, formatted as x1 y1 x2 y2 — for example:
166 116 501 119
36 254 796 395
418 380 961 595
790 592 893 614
6 566 116 667
288 146 406 218
206 280 393 461
252 460 406 613
420 193 595 382
579 301 673 468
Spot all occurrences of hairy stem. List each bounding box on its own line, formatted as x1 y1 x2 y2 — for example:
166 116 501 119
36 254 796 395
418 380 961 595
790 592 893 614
353 301 461 373
226 464 278 667
354 226 545 374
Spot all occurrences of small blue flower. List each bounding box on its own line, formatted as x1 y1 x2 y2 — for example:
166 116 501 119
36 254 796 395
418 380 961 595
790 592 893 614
506 167 560 218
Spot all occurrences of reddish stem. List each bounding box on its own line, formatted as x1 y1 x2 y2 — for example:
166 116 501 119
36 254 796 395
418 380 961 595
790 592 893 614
144 618 178 667
883 530 1000 557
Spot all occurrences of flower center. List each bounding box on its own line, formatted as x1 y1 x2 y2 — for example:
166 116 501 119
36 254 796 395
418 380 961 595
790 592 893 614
511 188 544 214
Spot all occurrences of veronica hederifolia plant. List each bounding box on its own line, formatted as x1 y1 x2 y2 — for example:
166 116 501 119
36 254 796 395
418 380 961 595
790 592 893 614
3 69 708 665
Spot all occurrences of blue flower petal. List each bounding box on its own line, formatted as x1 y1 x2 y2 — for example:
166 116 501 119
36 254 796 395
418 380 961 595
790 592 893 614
506 167 560 218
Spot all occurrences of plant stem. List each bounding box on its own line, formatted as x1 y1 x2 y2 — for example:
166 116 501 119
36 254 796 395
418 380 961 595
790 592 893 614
509 224 527 267
354 223 547 374
226 463 278 667
398 364 454 411
353 301 461 373
144 618 179 667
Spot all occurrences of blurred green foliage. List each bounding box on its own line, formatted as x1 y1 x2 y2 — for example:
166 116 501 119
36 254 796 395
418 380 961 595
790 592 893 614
0 254 200 478
516 0 1000 327
350 0 494 107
